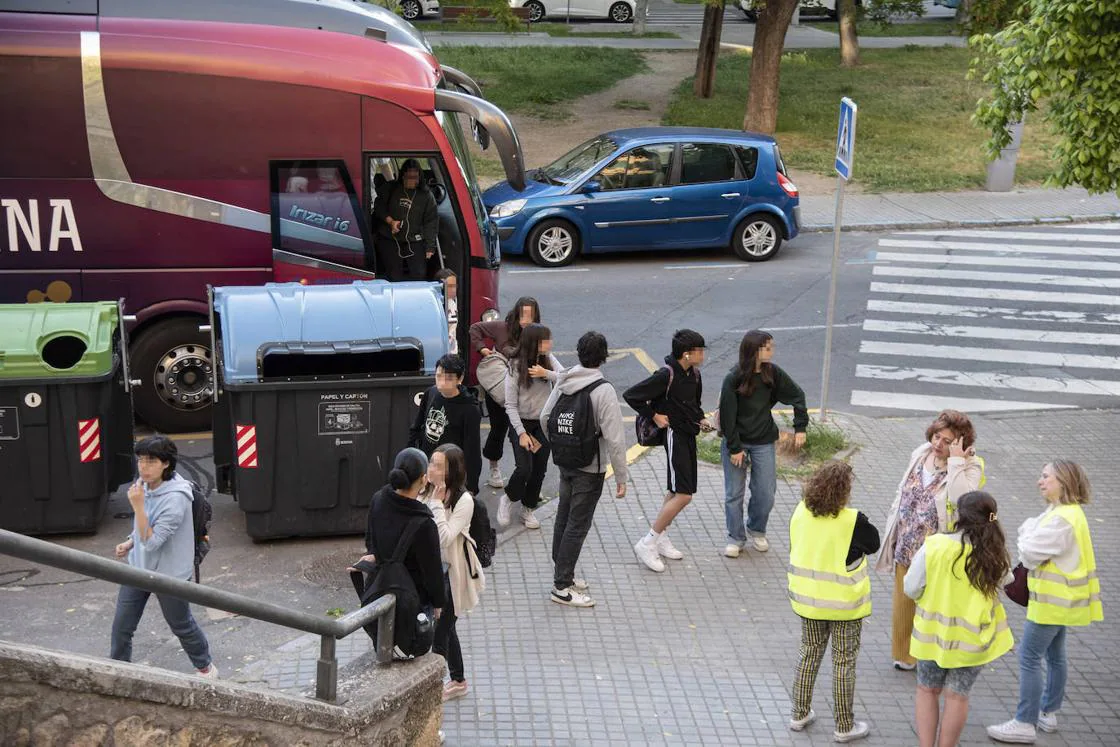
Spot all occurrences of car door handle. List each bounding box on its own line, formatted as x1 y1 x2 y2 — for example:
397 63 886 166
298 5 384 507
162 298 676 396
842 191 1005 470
721 192 741 198
650 196 671 203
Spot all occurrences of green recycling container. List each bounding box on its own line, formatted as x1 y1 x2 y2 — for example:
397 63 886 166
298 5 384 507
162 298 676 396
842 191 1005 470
0 302 135 534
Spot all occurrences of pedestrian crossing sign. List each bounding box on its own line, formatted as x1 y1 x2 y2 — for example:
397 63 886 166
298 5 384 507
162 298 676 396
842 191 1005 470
835 97 857 180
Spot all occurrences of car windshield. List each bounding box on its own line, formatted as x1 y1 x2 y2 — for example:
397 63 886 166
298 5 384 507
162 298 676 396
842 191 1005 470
540 135 619 184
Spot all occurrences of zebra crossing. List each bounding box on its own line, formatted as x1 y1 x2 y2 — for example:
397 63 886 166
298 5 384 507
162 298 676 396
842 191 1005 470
644 4 741 27
849 223 1120 414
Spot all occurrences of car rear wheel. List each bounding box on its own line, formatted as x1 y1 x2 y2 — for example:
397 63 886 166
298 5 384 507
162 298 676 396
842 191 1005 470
609 2 633 22
400 0 422 19
527 219 580 267
525 1 545 22
130 316 215 433
732 214 783 262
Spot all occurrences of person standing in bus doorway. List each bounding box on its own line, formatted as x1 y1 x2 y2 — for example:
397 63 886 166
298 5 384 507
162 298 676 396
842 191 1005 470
374 158 438 281
110 436 217 679
469 297 542 490
624 329 710 572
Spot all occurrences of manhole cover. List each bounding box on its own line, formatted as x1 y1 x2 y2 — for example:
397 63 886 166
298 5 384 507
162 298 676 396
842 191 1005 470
304 549 365 590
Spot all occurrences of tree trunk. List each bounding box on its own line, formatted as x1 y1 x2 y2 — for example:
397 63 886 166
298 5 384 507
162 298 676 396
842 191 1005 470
693 1 726 98
838 0 859 67
954 0 974 27
742 0 799 134
633 0 649 34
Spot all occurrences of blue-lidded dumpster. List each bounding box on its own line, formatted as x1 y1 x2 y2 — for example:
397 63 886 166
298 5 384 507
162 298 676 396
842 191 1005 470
0 301 135 534
210 281 448 539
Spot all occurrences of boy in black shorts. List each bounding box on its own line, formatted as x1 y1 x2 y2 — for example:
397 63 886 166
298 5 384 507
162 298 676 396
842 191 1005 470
624 329 709 573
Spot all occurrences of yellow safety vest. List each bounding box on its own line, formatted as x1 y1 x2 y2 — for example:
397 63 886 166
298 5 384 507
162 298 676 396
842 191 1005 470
910 533 1013 668
787 503 872 621
1027 504 1104 627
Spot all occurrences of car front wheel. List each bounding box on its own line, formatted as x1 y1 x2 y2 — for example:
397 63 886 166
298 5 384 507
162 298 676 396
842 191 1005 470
400 0 422 19
524 0 545 22
527 219 580 267
609 2 633 22
732 214 783 262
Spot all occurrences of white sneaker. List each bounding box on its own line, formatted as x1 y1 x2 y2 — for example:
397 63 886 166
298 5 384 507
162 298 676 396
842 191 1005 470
893 660 916 671
572 578 589 591
496 493 512 526
789 708 815 731
634 536 666 573
833 720 869 743
656 532 684 560
1038 711 1058 733
196 663 219 680
724 543 742 558
751 534 770 552
551 586 595 607
487 466 504 489
521 507 540 529
987 719 1037 744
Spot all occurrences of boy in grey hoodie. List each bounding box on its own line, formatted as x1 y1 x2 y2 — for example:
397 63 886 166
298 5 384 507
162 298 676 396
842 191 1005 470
540 331 628 608
110 435 216 678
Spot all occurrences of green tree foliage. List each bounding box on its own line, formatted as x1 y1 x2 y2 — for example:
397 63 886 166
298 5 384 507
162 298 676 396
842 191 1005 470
960 0 1024 34
862 0 926 27
971 0 1120 193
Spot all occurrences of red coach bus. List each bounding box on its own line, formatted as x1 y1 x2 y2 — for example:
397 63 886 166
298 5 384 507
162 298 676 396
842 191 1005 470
0 2 524 431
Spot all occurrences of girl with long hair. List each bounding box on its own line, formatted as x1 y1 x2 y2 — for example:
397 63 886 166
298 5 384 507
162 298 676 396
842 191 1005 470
718 330 808 558
988 461 1102 744
876 409 985 671
424 444 485 702
904 491 1014 747
469 296 542 488
499 323 563 529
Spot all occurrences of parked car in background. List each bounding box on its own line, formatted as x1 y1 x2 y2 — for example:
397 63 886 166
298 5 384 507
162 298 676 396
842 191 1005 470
397 0 441 21
483 127 800 267
739 0 861 21
512 0 635 23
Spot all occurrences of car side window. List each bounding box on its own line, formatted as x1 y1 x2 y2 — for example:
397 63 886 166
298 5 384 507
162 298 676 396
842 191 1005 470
734 145 759 180
679 143 737 185
594 144 675 191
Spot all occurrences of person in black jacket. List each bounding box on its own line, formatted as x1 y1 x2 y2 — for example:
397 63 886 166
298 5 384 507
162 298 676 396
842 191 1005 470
623 329 711 573
373 158 439 281
358 448 446 623
409 354 483 495
719 329 809 558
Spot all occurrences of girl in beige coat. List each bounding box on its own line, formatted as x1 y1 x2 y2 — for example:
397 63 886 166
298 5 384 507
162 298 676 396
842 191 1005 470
425 444 485 702
875 410 985 670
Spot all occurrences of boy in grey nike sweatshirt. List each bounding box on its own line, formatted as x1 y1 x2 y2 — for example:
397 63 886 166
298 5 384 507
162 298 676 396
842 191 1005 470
540 331 628 607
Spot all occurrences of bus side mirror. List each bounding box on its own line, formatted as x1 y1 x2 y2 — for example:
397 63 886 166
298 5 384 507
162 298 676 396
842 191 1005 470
472 120 491 151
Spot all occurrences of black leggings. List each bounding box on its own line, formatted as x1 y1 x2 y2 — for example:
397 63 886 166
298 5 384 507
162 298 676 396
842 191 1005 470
375 236 427 282
483 391 510 462
432 573 463 681
506 419 550 510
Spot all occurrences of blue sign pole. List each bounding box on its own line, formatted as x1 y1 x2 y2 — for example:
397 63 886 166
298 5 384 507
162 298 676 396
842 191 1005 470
820 97 857 422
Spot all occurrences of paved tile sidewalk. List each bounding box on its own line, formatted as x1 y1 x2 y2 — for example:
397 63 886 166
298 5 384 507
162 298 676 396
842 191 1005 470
245 408 1120 745
800 186 1120 232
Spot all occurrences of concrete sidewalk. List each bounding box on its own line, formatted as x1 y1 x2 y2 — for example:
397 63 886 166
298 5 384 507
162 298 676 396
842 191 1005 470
227 408 1120 745
799 185 1120 232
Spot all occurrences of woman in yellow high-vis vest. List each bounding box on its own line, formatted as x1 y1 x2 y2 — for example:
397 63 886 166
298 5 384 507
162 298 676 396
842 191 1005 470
787 461 881 743
988 461 1102 744
904 491 1013 747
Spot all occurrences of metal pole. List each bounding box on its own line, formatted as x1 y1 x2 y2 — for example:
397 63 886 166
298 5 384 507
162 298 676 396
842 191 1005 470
819 174 846 423
316 635 338 702
376 607 396 664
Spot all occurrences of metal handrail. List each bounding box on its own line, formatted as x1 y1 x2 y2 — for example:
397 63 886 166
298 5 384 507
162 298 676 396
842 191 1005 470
0 528 394 702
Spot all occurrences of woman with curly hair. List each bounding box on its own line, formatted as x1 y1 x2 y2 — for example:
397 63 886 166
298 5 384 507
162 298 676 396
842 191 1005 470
876 409 985 671
905 491 1013 747
787 461 880 743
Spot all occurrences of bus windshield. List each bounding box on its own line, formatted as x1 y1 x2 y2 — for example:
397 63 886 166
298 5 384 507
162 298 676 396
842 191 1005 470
438 110 498 265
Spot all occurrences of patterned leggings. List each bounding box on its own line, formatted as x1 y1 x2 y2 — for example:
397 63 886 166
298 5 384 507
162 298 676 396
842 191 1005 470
791 616 863 733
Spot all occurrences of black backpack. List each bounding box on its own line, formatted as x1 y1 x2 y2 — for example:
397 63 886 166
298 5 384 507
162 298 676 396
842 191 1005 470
349 518 433 658
548 379 608 469
467 495 496 570
187 480 213 583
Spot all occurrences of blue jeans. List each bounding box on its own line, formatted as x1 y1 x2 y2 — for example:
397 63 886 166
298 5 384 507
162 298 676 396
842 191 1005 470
1015 620 1068 723
110 585 212 670
721 440 777 543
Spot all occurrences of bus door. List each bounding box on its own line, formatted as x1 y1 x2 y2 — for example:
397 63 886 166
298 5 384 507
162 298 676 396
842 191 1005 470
269 159 376 284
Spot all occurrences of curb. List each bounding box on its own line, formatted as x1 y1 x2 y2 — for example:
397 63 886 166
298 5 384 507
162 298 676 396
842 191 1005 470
802 212 1120 233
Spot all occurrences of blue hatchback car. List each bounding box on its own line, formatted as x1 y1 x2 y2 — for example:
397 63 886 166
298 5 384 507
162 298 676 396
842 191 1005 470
483 127 801 267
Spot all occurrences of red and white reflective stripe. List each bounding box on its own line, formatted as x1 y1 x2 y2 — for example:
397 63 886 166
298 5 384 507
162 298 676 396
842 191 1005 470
78 418 101 463
236 424 258 468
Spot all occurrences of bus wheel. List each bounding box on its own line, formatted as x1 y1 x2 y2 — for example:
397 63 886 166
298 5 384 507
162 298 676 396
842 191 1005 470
131 317 214 433
527 219 580 267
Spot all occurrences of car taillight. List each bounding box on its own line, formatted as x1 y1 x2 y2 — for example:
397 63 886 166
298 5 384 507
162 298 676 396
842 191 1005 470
778 172 799 198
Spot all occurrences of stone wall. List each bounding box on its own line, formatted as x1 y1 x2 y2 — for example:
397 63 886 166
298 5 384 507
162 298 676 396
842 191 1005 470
0 640 442 746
